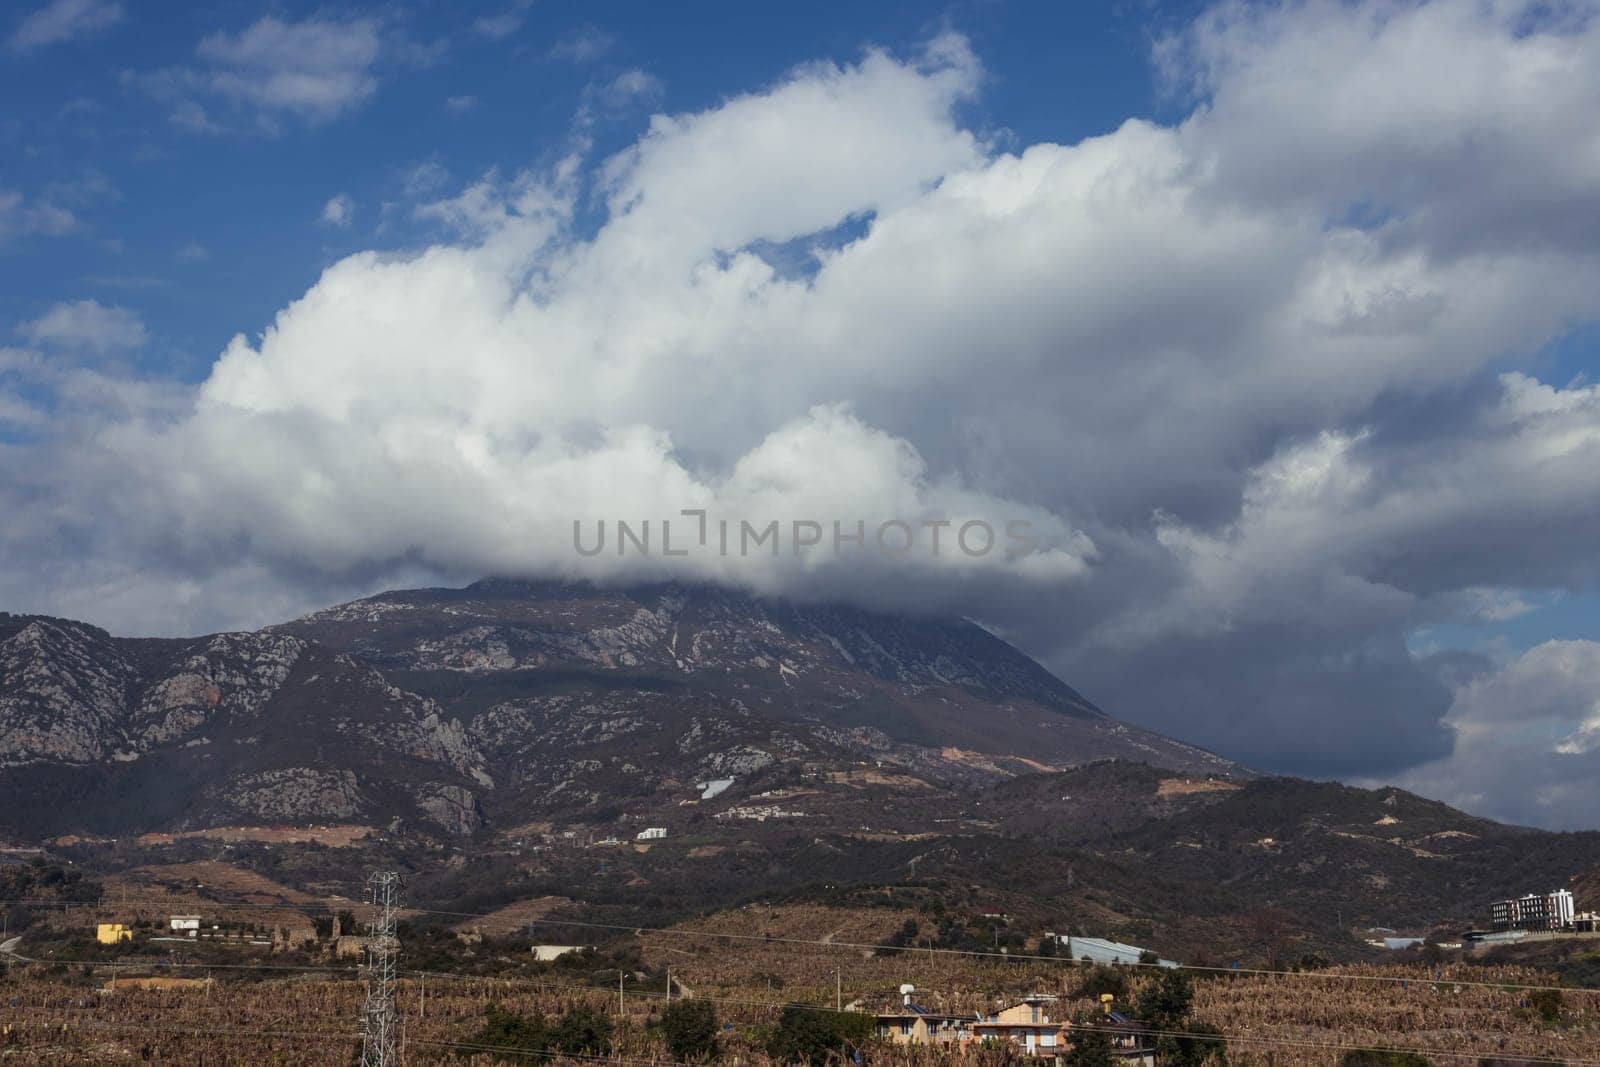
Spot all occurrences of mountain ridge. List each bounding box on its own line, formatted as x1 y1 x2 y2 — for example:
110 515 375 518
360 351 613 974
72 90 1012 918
0 580 1235 840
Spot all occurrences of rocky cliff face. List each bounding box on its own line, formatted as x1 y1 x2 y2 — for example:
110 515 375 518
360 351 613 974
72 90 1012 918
0 617 142 765
0 581 1236 839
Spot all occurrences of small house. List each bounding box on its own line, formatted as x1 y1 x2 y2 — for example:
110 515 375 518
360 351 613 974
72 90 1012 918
874 985 971 1046
973 998 1062 1056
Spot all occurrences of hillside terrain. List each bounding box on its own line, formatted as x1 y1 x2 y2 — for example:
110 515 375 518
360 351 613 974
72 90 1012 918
4 580 1600 967
0 579 1229 839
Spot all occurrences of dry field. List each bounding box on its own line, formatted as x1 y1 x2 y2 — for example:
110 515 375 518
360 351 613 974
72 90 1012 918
133 825 373 848
111 862 329 906
629 908 1597 1064
451 896 573 938
1192 964 1599 1066
3 904 1595 1065
3 958 1593 1065
1156 777 1242 798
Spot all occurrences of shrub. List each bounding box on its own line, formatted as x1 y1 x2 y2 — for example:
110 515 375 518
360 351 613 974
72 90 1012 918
660 999 718 1061
469 1003 547 1061
1158 1020 1228 1067
1135 970 1194 1028
1075 964 1129 1000
1529 988 1562 1023
763 1005 874 1064
552 1006 612 1057
1061 1014 1115 1067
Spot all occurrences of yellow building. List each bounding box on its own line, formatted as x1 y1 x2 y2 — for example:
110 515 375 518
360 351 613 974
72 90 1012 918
96 923 132 944
972 999 1064 1056
873 986 972 1047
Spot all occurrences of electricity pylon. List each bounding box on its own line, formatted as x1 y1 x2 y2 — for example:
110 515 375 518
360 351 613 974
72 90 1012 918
360 871 402 1067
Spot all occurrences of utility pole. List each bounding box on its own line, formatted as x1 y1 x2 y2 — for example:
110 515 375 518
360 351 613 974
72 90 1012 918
836 968 842 1011
618 971 625 1014
666 967 671 1003
359 871 402 1067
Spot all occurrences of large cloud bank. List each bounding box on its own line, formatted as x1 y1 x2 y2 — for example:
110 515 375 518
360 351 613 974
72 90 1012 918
6 0 1600 825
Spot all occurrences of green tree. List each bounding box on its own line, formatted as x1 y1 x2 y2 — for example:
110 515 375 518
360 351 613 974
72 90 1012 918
1134 970 1194 1028
1061 1014 1115 1067
469 1004 547 1062
1132 971 1228 1066
660 999 719 1061
1075 964 1129 1000
1157 1020 1228 1067
552 1006 612 1057
764 1006 873 1065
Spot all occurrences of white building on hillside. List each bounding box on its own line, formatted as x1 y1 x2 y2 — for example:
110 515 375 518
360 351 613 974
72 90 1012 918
1051 935 1179 968
636 827 667 840
1490 889 1575 931
531 944 591 961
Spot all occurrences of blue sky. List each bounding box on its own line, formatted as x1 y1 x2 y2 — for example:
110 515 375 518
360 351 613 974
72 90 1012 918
2 1 1204 377
4 0 1600 828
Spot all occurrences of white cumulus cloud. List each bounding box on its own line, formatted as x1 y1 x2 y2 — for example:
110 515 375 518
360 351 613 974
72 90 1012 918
7 3 1600 821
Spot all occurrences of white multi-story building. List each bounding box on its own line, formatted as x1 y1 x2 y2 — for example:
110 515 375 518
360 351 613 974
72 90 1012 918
1490 889 1575 931
636 826 667 840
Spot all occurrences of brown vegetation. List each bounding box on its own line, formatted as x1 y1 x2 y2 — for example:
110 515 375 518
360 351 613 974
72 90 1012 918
1156 778 1242 798
133 825 373 848
3 953 1593 1066
450 896 572 939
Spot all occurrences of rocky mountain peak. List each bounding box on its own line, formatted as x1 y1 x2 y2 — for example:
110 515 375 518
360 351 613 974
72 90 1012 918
0 582 1236 840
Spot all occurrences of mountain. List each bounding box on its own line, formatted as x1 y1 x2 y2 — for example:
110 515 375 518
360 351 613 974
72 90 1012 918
8 581 1600 964
0 579 1233 839
966 765 1600 947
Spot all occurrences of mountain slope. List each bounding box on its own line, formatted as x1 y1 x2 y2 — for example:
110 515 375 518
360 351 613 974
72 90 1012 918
0 581 1233 838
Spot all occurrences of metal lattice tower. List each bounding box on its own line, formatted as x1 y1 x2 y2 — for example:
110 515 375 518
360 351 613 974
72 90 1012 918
359 871 403 1067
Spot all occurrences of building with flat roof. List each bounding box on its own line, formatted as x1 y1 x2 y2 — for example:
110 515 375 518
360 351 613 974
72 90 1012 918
1491 889 1575 931
873 985 972 1047
972 998 1063 1056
